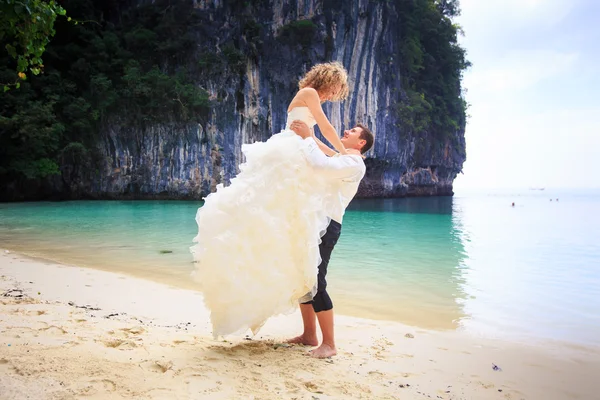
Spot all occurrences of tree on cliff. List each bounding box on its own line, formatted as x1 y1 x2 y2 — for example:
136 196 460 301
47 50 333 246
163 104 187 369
0 0 68 91
397 0 470 140
0 0 209 185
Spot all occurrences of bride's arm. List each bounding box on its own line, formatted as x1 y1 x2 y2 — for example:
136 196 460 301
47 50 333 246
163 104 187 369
300 121 337 156
312 132 338 157
299 88 347 155
291 124 364 179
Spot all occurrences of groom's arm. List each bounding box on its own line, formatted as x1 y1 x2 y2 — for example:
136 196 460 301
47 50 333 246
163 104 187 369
312 134 338 157
293 119 337 157
301 139 364 180
291 120 363 180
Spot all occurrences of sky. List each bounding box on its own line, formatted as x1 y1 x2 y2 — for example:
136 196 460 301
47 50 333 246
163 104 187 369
452 0 600 190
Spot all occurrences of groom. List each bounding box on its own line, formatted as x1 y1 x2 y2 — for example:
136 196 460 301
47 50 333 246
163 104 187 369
288 119 374 358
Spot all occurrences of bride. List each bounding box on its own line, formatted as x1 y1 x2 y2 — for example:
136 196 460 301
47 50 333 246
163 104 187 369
190 62 349 337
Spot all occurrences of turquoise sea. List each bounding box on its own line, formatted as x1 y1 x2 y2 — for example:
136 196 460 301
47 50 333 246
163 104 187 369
1 188 599 348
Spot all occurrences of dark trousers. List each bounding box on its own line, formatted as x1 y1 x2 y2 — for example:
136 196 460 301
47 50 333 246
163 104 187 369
302 220 341 312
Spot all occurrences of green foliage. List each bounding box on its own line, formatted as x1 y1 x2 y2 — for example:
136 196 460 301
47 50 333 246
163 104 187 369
0 0 68 88
223 44 247 73
277 19 317 47
198 51 221 70
395 0 470 140
0 0 209 181
396 91 432 134
120 62 209 125
197 43 248 77
243 20 262 41
60 142 88 164
0 92 64 178
19 158 60 179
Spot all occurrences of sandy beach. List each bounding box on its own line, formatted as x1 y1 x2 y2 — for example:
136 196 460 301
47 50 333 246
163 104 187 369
1 250 599 400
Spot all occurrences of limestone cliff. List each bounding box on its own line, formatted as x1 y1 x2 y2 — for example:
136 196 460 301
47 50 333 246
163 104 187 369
2 0 467 200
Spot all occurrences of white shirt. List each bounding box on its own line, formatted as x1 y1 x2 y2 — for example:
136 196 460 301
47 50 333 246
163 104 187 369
301 137 366 223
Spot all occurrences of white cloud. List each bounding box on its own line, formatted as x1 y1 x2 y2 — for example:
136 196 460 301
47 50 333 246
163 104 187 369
463 50 578 93
459 0 576 28
455 108 600 189
452 0 599 190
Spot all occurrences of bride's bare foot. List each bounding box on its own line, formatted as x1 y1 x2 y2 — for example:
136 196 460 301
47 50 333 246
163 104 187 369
287 334 318 347
309 343 337 358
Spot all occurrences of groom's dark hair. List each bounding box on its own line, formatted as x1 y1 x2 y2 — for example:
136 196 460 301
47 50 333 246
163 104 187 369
356 123 374 154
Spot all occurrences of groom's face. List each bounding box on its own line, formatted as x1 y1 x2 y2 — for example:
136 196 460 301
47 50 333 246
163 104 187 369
341 126 366 150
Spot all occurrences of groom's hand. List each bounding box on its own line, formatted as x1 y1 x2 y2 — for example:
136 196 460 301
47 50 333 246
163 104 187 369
290 120 311 139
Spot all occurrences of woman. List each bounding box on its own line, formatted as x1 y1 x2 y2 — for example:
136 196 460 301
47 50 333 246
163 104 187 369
190 62 349 338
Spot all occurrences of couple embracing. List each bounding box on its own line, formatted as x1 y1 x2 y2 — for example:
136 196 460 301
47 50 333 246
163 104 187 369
191 62 374 358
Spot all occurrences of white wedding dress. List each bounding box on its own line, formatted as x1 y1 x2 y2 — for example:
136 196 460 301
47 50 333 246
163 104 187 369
190 107 331 338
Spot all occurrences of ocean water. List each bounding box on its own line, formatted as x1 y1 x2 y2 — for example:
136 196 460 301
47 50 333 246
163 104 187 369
0 189 599 347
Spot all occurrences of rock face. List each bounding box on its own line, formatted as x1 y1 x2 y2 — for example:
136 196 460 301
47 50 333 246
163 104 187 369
62 0 467 200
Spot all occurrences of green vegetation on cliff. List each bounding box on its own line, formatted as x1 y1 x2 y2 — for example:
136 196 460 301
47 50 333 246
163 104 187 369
0 0 67 90
0 0 468 191
396 0 470 140
0 0 208 180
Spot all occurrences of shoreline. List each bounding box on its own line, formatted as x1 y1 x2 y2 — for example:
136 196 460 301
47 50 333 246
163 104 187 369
0 243 465 331
4 245 598 350
1 250 599 399
0 190 456 203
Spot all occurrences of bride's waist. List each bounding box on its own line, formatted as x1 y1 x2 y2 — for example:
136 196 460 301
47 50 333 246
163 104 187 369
273 129 303 140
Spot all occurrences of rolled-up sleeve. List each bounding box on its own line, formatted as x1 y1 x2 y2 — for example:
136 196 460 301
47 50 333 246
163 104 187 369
301 137 364 180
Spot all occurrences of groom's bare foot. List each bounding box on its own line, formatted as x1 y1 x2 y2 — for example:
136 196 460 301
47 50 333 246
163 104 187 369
309 343 337 358
287 334 318 346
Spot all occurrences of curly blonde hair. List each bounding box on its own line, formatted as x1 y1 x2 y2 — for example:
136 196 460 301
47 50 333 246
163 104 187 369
298 61 349 102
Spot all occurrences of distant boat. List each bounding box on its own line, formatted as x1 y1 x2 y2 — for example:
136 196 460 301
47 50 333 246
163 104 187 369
529 187 545 191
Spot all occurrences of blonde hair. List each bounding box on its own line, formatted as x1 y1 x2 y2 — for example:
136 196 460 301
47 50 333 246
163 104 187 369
298 61 349 102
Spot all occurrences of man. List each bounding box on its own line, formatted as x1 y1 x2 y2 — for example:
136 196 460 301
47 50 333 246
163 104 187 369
288 119 374 358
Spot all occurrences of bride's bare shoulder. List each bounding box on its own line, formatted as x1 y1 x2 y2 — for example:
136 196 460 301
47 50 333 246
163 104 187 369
288 88 319 111
296 87 319 100
288 88 319 112
297 87 318 95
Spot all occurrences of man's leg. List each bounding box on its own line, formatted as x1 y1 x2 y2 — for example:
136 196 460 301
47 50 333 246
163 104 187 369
309 221 341 358
310 291 337 358
287 302 318 346
288 220 341 353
